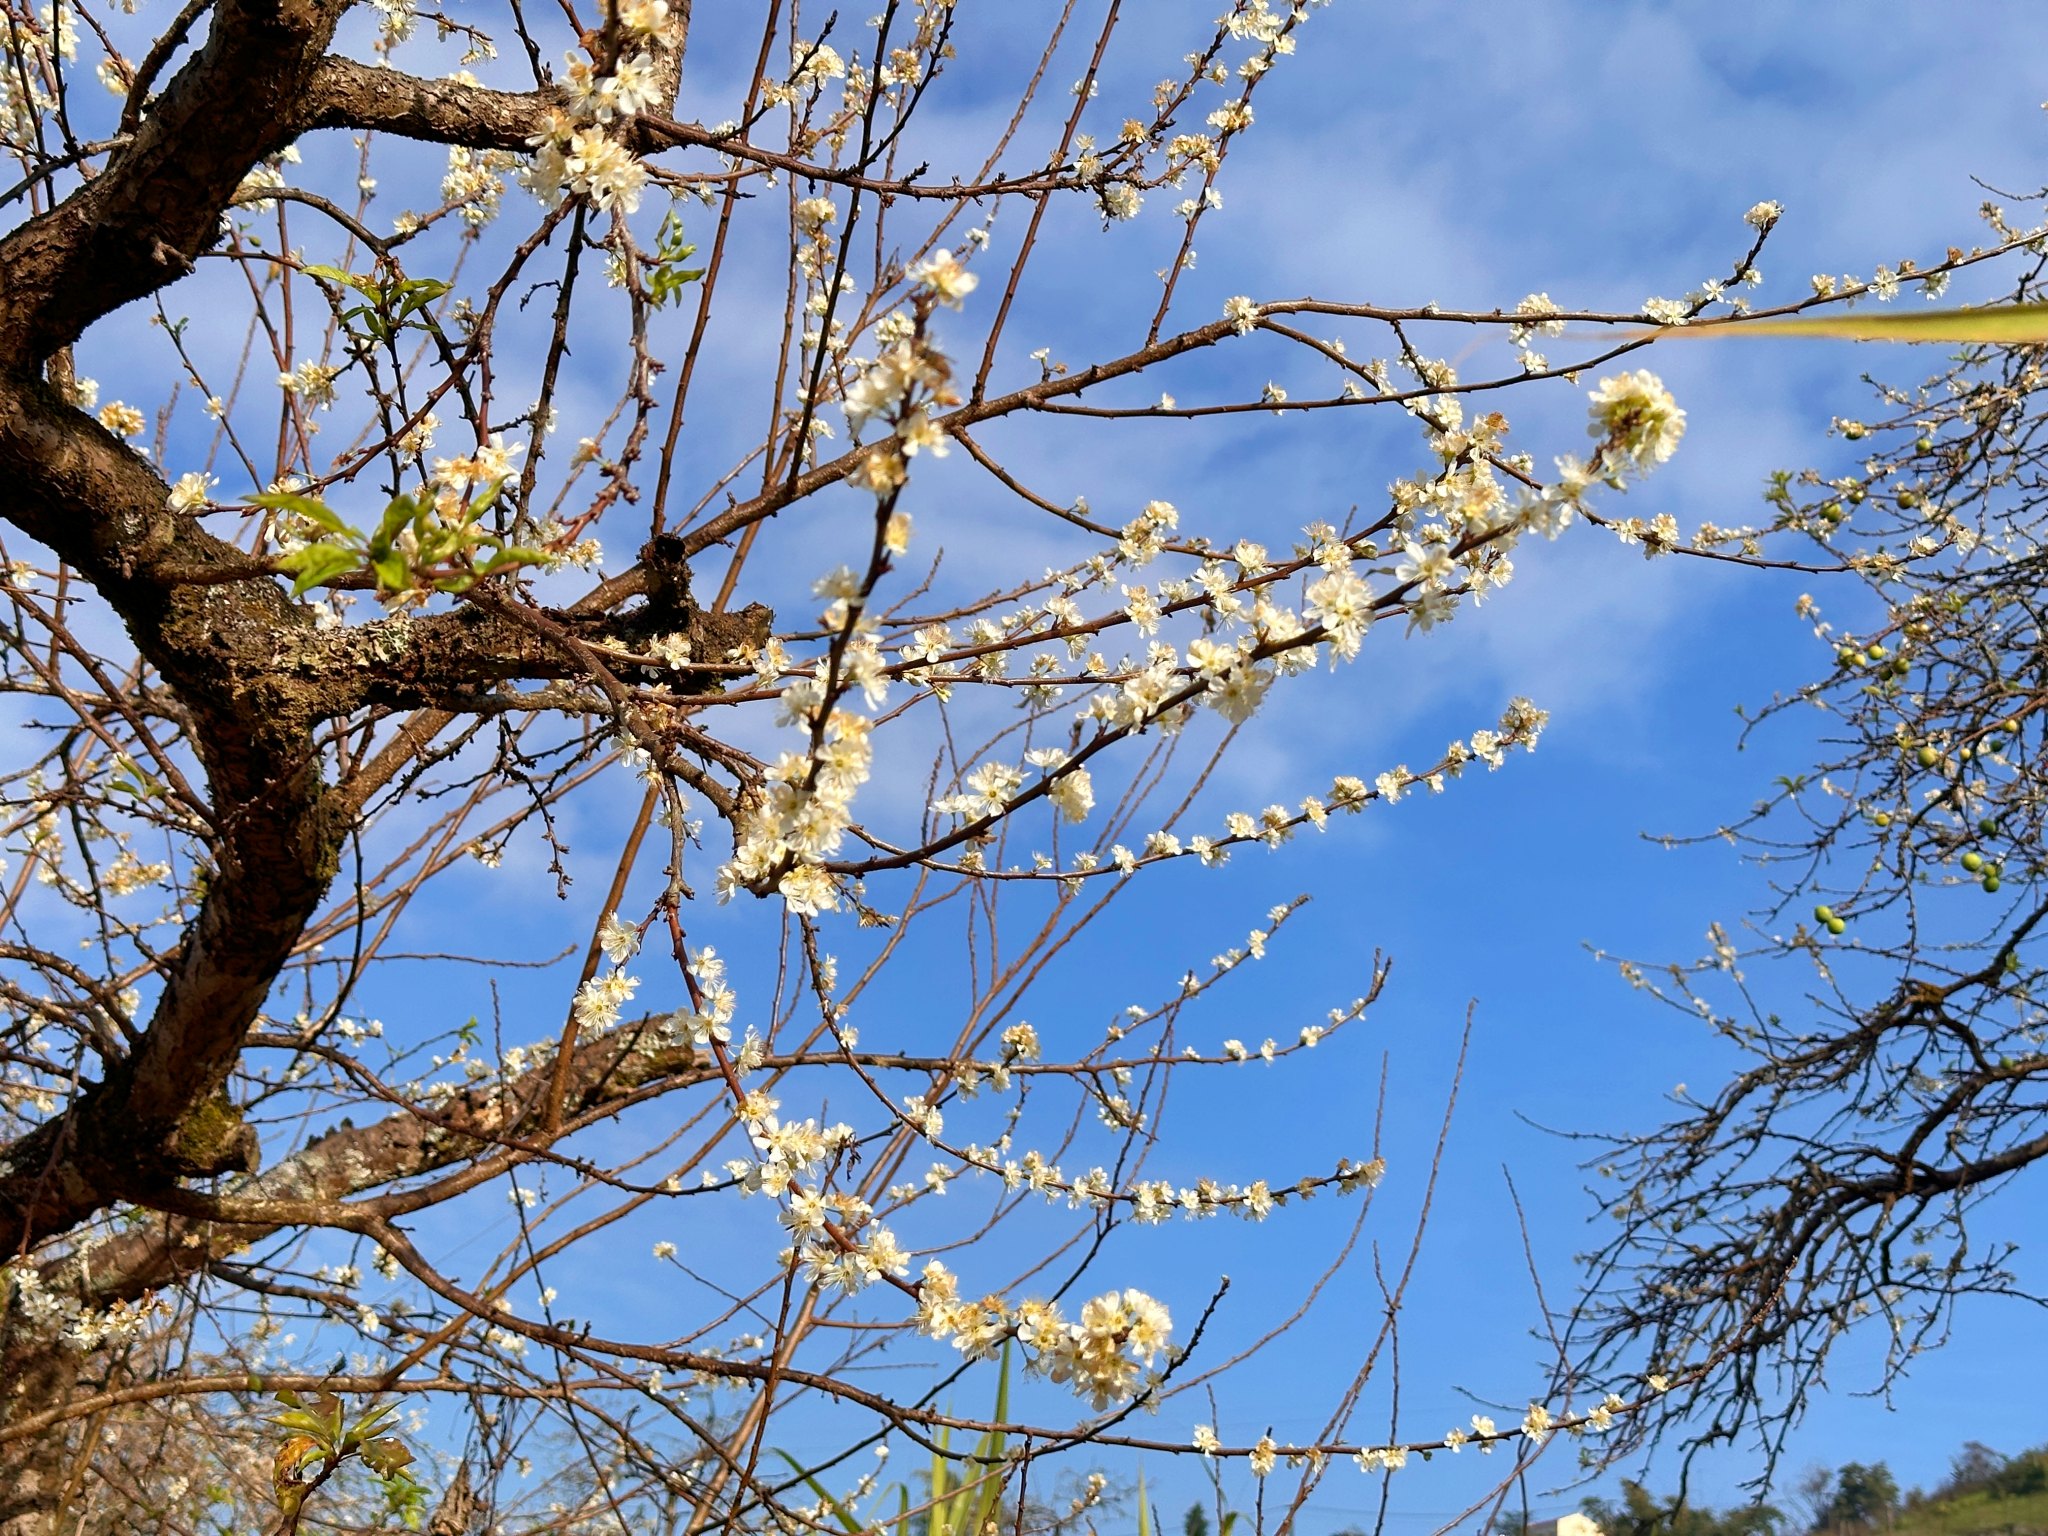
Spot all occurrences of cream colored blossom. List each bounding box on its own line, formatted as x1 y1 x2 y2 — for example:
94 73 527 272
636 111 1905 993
1588 369 1685 471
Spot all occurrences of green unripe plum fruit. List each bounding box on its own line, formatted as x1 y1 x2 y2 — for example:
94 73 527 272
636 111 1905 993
1915 745 1940 767
1983 874 2002 893
1848 486 1867 504
1839 648 1861 667
1826 917 1846 935
1866 644 1887 660
1897 489 1921 509
1979 818 1999 835
1961 851 1984 873
1813 904 1835 923
1873 812 1892 828
1916 436 1935 452
1819 501 1844 523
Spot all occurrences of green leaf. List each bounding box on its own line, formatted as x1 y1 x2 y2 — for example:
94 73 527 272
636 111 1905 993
375 492 421 546
346 1402 401 1445
648 263 707 308
1651 301 2048 345
464 477 503 523
252 492 353 538
395 278 452 320
416 525 463 565
300 264 378 296
480 544 545 575
279 543 363 596
358 1436 414 1477
370 551 410 592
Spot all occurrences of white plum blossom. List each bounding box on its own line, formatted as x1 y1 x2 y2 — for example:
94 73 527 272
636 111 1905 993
566 50 662 122
912 250 978 309
167 471 215 514
1047 766 1094 821
1395 539 1456 589
792 39 845 87
777 862 839 916
1304 568 1373 657
98 401 145 437
1588 369 1686 471
1098 182 1141 220
573 969 639 1030
523 115 647 214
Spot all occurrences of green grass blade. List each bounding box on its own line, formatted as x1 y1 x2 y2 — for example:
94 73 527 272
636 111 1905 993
929 1423 954 1536
1647 302 2048 345
771 1450 864 1535
965 1344 1014 1536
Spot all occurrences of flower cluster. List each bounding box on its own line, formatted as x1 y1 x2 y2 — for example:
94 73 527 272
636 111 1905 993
722 1093 910 1294
441 145 519 228
573 966 639 1032
726 1105 855 1201
565 49 661 123
917 1262 1173 1410
718 707 872 914
1587 369 1686 472
676 947 736 1046
1507 371 1687 544
842 323 961 495
521 14 676 215
522 114 648 215
2 1262 171 1355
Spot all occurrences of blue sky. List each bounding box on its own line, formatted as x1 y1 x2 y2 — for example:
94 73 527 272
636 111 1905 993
719 4 2048 1522
34 0 2048 1527
1134 2 2048 1522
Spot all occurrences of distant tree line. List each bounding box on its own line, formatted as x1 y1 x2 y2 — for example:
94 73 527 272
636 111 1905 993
1923 1443 2048 1508
1576 1480 1787 1536
1551 1440 2048 1536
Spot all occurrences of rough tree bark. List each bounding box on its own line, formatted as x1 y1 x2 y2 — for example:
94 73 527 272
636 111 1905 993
0 4 727 1521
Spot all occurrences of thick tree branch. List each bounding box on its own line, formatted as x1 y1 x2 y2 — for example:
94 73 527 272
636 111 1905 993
0 378 343 1253
14 1020 701 1324
0 1024 700 1525
0 0 354 369
298 54 558 151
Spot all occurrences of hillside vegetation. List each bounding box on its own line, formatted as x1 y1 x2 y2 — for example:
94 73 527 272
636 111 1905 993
1571 1442 2048 1536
